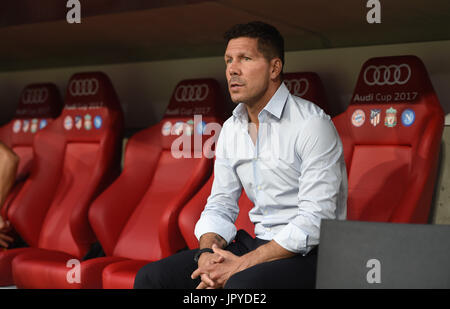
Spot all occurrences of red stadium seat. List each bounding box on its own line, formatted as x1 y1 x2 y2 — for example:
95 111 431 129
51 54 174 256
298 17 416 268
332 55 444 222
283 72 333 116
0 83 62 220
178 71 333 249
6 72 124 288
98 79 226 289
178 173 255 250
10 78 224 288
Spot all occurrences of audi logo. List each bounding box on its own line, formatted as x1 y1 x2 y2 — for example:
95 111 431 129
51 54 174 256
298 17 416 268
22 88 48 104
174 84 209 102
284 78 309 97
363 64 411 86
69 79 99 96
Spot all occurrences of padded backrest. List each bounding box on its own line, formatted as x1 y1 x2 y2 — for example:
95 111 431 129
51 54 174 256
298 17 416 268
0 83 62 180
283 72 333 116
332 55 444 223
8 72 123 256
89 78 224 261
0 84 62 219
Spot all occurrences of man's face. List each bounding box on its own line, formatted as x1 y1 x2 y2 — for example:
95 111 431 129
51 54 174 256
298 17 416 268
224 37 271 105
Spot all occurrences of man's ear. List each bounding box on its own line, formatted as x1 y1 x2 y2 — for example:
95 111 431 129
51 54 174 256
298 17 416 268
270 58 283 81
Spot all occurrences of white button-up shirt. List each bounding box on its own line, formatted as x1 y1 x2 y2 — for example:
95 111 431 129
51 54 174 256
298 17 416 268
194 83 347 254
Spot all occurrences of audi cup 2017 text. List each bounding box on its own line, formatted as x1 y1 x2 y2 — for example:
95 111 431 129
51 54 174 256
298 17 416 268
353 63 418 103
353 91 418 103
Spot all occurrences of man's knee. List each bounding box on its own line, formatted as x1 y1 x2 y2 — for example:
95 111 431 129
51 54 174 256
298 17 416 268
134 261 163 289
133 250 196 289
224 271 250 289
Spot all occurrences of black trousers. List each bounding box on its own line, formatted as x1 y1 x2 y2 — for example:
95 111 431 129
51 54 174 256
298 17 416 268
134 230 318 289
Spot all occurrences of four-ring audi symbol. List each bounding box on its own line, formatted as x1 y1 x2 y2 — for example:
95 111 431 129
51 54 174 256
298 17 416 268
174 84 209 102
284 78 309 97
22 88 49 104
69 79 99 96
363 64 411 86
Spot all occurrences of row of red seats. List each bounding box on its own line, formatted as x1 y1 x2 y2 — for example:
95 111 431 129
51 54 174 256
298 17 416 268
0 55 444 288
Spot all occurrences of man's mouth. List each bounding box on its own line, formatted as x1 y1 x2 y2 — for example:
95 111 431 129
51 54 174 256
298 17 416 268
230 83 244 90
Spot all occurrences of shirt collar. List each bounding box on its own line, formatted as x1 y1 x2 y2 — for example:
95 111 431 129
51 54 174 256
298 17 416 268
232 82 289 122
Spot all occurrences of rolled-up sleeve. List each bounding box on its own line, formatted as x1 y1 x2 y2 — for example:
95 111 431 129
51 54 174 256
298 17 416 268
273 117 347 255
194 127 242 245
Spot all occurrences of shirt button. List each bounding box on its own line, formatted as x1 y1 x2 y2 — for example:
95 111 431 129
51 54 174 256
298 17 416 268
257 185 262 190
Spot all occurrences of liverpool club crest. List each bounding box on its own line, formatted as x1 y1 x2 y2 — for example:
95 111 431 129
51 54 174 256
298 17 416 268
384 107 397 127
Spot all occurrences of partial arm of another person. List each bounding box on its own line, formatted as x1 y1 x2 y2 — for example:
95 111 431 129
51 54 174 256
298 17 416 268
0 142 19 247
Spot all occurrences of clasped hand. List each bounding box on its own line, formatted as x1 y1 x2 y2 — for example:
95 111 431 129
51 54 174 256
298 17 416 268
191 244 243 289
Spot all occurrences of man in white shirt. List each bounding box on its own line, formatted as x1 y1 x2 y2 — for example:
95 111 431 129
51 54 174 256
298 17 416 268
134 21 347 289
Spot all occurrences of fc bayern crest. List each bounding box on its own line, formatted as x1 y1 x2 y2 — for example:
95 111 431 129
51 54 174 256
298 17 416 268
13 120 21 133
351 109 365 127
161 121 172 136
64 116 73 130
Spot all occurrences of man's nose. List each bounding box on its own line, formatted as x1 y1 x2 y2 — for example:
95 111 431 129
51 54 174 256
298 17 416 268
228 61 240 76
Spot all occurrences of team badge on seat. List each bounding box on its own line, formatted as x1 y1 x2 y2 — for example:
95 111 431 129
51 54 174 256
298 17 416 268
94 115 103 129
401 109 415 127
161 121 172 136
384 107 397 127
31 119 38 133
23 120 30 133
370 109 381 127
13 120 21 133
64 116 73 130
351 109 366 127
75 116 82 130
39 119 48 130
84 114 92 130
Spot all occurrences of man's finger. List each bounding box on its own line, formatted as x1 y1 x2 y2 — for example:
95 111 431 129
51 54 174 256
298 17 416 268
212 244 229 257
200 274 215 287
193 270 216 288
196 281 207 289
211 254 225 264
191 268 202 280
192 268 215 288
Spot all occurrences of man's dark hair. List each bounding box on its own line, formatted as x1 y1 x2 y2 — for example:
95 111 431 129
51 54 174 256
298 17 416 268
224 21 285 69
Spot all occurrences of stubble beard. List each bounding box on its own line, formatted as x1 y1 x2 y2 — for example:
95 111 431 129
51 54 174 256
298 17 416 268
230 84 268 108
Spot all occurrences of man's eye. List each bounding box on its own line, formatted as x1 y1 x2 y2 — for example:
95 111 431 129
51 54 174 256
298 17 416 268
226 59 232 64
244 57 251 61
